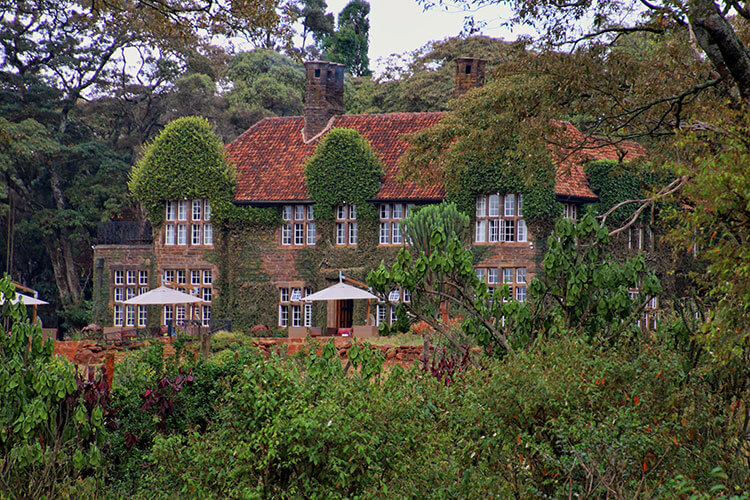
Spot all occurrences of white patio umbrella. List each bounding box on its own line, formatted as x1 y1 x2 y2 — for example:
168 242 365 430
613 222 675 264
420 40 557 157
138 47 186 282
124 286 202 329
1 292 49 324
304 282 379 328
303 282 378 302
123 285 201 305
0 293 49 306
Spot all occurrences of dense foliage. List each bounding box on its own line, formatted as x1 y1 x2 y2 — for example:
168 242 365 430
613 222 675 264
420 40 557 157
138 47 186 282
303 127 383 220
0 276 111 499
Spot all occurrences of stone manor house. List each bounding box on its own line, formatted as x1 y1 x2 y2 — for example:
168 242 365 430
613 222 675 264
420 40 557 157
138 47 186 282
92 57 647 333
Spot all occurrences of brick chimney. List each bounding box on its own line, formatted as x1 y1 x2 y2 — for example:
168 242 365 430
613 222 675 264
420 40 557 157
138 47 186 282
454 57 487 98
304 60 345 140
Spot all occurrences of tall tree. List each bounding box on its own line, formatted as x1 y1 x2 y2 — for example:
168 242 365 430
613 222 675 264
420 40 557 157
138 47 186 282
292 0 335 56
324 0 371 76
226 49 306 130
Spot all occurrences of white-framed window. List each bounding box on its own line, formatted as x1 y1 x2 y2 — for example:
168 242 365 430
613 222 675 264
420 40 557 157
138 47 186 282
163 269 174 284
204 223 213 246
191 270 201 285
137 306 147 327
114 270 124 285
403 289 411 302
294 205 305 220
290 288 302 301
307 205 314 220
203 270 212 285
114 288 123 302
177 200 187 221
126 287 135 300
380 204 390 220
202 305 211 327
475 193 525 244
192 224 201 245
392 222 402 244
304 303 312 327
139 270 148 285
192 199 202 221
176 305 185 325
282 205 292 221
379 222 390 245
282 224 292 245
204 200 211 221
518 220 528 242
202 288 212 302
334 204 357 246
477 267 528 301
487 268 498 284
139 286 148 295
280 287 289 302
504 194 516 217
165 201 176 221
125 305 135 326
164 305 173 323
517 268 526 283
307 223 317 245
294 223 304 245
563 203 577 221
390 305 398 324
376 304 386 326
165 224 175 245
176 270 186 284
291 305 301 327
126 270 136 285
502 219 516 242
113 305 123 326
177 224 186 245
392 204 403 219
279 305 289 327
379 204 406 246
475 220 487 243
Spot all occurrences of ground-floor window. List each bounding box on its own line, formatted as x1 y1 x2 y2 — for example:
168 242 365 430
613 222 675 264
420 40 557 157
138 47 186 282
476 266 527 302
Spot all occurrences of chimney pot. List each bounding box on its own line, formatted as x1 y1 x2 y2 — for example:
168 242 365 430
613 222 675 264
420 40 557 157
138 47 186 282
455 57 487 98
304 60 345 140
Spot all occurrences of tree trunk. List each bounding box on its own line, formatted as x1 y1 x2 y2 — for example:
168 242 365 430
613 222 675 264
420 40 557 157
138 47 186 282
689 0 750 100
47 166 83 307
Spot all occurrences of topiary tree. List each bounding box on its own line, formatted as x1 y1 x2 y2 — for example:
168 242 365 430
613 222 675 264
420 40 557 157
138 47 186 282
304 127 383 220
128 116 235 227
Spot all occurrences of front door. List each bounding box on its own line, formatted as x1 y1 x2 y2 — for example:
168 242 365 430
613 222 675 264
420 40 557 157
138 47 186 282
334 299 353 329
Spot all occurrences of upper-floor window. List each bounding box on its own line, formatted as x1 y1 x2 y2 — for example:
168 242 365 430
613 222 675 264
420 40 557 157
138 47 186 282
563 203 578 221
177 200 187 221
281 204 315 246
379 203 405 246
164 199 213 247
475 194 526 243
335 204 357 246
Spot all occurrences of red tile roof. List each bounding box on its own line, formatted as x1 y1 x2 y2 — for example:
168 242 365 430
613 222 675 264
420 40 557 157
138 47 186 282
550 122 646 200
228 113 444 203
227 114 645 204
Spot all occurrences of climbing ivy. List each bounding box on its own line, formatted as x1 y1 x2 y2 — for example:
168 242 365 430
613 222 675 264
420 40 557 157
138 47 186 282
304 128 383 221
128 116 279 229
584 160 644 221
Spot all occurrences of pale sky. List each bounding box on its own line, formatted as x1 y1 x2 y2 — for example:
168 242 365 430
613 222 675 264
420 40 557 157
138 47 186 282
317 0 535 75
